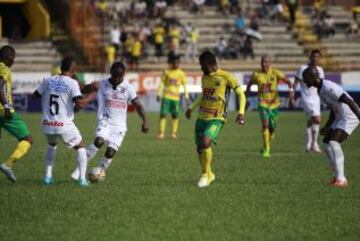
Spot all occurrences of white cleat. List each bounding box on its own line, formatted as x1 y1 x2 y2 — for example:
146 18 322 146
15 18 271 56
70 168 80 181
0 163 17 183
197 173 215 188
311 144 322 153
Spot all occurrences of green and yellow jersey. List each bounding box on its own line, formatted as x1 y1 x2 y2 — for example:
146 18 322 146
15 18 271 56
198 69 240 121
250 67 285 109
157 68 188 101
0 62 14 113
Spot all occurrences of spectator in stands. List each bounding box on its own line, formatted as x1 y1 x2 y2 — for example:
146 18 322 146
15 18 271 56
191 0 205 15
105 44 116 72
242 36 254 60
234 11 246 34
169 24 181 54
139 23 152 58
225 36 239 59
214 36 228 59
130 34 142 71
286 0 297 28
249 12 260 31
347 15 359 39
125 33 135 63
229 0 240 14
185 25 199 61
120 25 128 61
260 0 271 21
153 22 166 61
95 0 108 17
218 0 230 15
110 26 121 57
323 13 335 38
133 0 147 18
114 0 128 21
155 0 167 18
271 0 284 22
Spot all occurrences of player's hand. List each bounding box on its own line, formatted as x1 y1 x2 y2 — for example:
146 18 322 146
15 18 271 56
4 108 12 119
91 81 100 92
320 126 329 136
156 96 161 102
185 109 192 119
236 114 245 125
141 121 149 133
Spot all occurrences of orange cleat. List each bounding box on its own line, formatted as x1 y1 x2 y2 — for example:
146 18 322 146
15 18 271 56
329 177 348 188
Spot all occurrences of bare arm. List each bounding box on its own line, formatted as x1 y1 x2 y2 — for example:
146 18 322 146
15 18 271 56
32 90 41 99
80 81 99 94
132 97 149 133
245 77 254 96
74 92 97 112
285 76 295 108
185 93 202 119
339 93 360 120
0 77 11 119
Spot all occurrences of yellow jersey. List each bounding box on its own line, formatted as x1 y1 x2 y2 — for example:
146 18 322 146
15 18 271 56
0 62 14 113
198 69 240 121
105 45 116 63
158 68 188 101
250 67 285 109
131 41 142 57
153 26 165 44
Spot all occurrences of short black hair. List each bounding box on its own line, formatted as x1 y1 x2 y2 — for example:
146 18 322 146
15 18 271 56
0 45 15 60
110 61 126 74
302 66 319 80
310 49 321 56
60 57 75 72
168 54 180 63
199 50 217 66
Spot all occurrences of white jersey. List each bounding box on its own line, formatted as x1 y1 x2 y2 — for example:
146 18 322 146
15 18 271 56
319 80 357 120
97 78 137 132
36 75 82 134
295 64 325 99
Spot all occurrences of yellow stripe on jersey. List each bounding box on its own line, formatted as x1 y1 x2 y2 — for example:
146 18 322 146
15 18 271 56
0 62 14 113
250 67 285 109
198 69 239 121
158 68 187 101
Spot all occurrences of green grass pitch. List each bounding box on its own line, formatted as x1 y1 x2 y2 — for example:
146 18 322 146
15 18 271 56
0 111 359 241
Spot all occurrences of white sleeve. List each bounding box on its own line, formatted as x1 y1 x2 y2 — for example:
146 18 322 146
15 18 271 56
97 86 106 121
318 67 325 79
327 82 345 101
127 84 137 102
71 81 82 99
36 78 47 95
295 67 303 80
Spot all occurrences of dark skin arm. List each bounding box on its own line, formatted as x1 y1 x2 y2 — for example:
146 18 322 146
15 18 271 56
320 108 335 135
0 77 11 119
80 81 100 94
74 92 97 112
339 93 360 120
131 97 149 133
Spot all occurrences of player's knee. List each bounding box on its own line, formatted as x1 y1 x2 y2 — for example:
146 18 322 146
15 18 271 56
22 136 33 145
160 114 166 119
73 141 85 150
105 148 116 158
202 138 211 149
312 116 321 124
171 114 178 119
94 137 105 148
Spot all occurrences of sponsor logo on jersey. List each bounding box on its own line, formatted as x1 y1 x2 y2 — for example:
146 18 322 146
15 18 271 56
105 99 127 109
42 120 65 127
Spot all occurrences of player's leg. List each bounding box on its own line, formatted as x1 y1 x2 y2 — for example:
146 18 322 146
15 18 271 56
170 100 180 139
305 119 313 151
323 128 349 187
268 107 279 145
97 131 124 173
43 135 58 185
87 136 106 160
158 98 169 139
0 113 32 182
258 106 271 157
310 115 321 152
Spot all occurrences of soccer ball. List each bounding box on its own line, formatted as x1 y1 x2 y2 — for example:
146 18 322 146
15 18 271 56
88 167 106 183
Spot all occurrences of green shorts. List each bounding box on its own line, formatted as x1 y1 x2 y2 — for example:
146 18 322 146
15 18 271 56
160 98 180 116
0 112 30 140
258 106 279 130
195 119 224 147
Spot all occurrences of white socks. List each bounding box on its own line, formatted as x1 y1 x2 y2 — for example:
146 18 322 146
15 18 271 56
99 158 112 170
77 148 88 180
324 141 345 181
306 124 320 150
44 145 57 177
86 143 99 161
306 126 312 150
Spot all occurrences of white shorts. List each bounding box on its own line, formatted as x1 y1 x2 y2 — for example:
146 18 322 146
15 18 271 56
95 123 126 151
301 98 321 117
45 124 82 148
331 117 359 135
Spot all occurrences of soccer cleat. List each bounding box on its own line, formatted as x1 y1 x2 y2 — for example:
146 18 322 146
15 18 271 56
0 163 17 183
157 133 164 140
78 178 90 187
330 177 348 188
43 176 54 186
70 168 80 181
197 173 216 188
262 148 271 158
171 133 177 139
311 144 322 153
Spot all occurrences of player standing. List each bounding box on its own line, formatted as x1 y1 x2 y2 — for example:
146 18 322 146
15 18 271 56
33 57 96 186
302 67 360 187
294 49 324 152
156 55 189 139
185 51 246 188
246 54 294 158
71 62 149 180
0 45 33 182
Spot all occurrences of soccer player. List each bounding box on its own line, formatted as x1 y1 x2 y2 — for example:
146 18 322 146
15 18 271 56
0 45 33 183
302 67 360 187
294 49 324 153
70 62 149 180
156 55 189 139
33 57 97 186
185 50 246 188
246 54 295 158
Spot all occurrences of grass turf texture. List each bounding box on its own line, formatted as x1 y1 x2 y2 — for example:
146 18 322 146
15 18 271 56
0 112 359 241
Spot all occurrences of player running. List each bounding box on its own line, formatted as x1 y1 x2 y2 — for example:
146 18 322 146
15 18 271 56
246 54 295 158
185 51 246 188
70 62 149 181
302 67 360 187
0 45 33 183
33 57 97 186
294 49 324 153
156 55 189 139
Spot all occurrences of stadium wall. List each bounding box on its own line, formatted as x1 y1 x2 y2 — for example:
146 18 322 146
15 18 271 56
10 71 360 112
